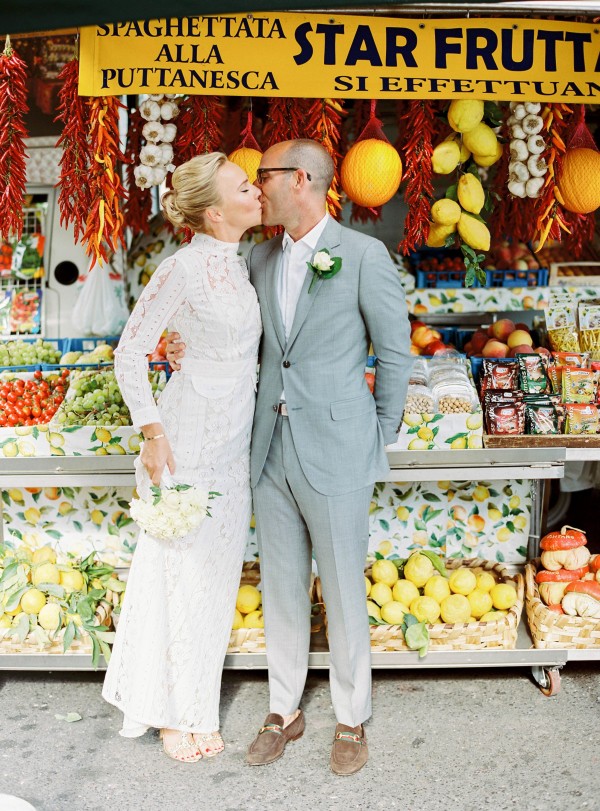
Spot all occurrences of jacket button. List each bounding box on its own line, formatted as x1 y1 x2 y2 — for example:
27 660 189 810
283 360 291 368
272 404 277 411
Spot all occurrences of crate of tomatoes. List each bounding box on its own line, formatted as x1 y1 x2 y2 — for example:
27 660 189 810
0 369 70 427
409 249 477 289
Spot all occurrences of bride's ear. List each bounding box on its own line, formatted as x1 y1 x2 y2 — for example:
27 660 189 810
204 207 223 225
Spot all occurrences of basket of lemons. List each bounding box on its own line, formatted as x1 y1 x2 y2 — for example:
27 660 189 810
316 551 523 654
0 544 125 666
228 561 266 654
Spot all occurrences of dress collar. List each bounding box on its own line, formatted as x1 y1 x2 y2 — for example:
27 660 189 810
191 232 240 257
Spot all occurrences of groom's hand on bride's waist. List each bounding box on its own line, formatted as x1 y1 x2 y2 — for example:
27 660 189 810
165 331 186 372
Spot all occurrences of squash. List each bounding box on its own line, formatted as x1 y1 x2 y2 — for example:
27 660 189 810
341 139 402 208
557 147 600 214
228 147 263 185
539 525 587 551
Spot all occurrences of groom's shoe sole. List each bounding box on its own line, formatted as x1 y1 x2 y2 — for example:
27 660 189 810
245 711 305 766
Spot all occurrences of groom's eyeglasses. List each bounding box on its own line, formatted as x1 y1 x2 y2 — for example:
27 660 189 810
256 167 312 184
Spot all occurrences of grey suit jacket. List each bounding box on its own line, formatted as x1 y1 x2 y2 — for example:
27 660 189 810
248 217 413 496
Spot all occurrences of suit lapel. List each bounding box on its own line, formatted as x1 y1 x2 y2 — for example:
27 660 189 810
263 236 286 351
285 218 342 353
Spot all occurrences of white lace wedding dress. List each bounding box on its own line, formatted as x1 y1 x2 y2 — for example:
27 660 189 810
102 233 262 736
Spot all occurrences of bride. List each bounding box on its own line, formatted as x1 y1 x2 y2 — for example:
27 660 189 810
102 154 263 762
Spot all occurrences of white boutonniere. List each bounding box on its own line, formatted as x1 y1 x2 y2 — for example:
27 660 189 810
307 249 342 293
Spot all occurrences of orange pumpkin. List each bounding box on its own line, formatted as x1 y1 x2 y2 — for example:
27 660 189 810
341 139 402 208
228 147 262 185
557 147 600 214
540 525 587 551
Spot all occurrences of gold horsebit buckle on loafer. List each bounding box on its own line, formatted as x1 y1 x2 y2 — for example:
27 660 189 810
259 723 283 735
335 732 363 744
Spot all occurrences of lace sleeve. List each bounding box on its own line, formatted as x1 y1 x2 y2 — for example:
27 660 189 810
114 254 187 430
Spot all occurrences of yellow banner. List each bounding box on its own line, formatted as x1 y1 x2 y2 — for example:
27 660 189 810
79 14 600 101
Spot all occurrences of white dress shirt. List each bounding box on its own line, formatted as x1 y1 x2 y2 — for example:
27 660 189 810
277 213 329 403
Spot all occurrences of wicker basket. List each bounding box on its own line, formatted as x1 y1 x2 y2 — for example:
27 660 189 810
315 558 523 652
525 560 600 649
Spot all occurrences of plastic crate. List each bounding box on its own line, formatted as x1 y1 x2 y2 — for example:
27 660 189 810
0 364 42 374
410 249 477 289
484 267 549 287
61 335 121 354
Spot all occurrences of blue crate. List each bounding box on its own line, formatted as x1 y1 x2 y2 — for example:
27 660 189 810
410 249 479 289
484 267 549 288
61 335 121 354
40 361 113 373
0 364 42 374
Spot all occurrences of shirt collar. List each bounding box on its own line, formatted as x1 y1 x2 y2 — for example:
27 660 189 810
282 213 330 253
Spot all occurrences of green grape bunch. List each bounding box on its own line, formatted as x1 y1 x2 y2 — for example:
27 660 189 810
0 339 62 367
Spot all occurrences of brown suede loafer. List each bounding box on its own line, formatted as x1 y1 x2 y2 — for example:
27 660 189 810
246 711 305 766
330 723 368 776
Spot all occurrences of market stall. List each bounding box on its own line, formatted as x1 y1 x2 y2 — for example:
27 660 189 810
1 5 600 694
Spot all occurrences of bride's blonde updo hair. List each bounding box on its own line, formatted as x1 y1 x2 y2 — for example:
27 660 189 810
161 153 227 231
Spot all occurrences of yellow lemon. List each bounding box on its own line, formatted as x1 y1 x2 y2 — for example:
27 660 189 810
424 575 451 604
371 559 399 587
366 600 382 621
0 615 12 628
243 610 264 629
490 583 517 611
232 609 244 630
431 198 462 226
3 442 18 457
457 213 491 252
8 488 24 503
468 431 483 447
447 99 484 133
128 434 141 452
467 589 493 619
473 486 490 503
444 132 472 163
50 447 65 457
462 122 499 157
95 428 112 444
403 553 434 588
23 508 41 525
365 576 372 597
480 610 507 622
458 173 485 215
95 447 109 456
370 582 393 607
449 568 477 596
440 593 471 623
417 426 434 442
236 585 261 615
32 562 60 587
513 515 528 530
509 495 521 510
450 436 468 450
106 444 126 455
410 596 441 624
392 579 420 606
59 569 85 593
476 571 496 593
32 546 56 565
473 141 503 167
488 508 502 522
466 413 483 431
380 600 406 625
58 501 74 516
48 432 65 448
43 487 60 500
396 506 410 522
432 139 461 174
403 413 423 428
65 612 83 627
377 540 393 557
369 501 379 514
408 438 430 451
496 527 512 543
38 602 61 631
426 221 457 248
90 510 104 526
20 588 46 615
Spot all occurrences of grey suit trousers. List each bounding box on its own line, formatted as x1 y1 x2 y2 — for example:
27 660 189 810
253 415 373 727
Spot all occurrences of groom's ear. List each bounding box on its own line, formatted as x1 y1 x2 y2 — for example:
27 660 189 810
293 168 310 189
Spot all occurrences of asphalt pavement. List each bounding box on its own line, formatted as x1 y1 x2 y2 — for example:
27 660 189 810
0 664 599 811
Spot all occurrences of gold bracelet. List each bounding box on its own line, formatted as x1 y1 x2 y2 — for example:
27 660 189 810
143 433 165 441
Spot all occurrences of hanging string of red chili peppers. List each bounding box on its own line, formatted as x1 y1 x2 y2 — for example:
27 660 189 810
400 100 436 254
263 98 310 147
0 36 29 241
174 96 223 167
82 96 128 267
489 116 533 245
305 99 345 220
55 58 91 243
123 108 152 237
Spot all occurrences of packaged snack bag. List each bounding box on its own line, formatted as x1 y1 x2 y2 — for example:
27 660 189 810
480 359 519 392
517 353 551 394
561 366 598 404
564 403 599 435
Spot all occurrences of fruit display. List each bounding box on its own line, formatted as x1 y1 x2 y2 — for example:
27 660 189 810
232 583 263 630
0 543 125 665
409 320 454 356
463 319 544 359
534 527 598 617
0 338 61 367
59 342 114 365
0 369 69 427
52 367 165 427
366 551 517 631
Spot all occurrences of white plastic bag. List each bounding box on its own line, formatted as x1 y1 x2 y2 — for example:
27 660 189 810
72 261 129 336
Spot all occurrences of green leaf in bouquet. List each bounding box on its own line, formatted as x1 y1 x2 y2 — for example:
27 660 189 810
55 712 82 723
0 561 19 587
99 638 112 663
87 588 105 601
15 612 30 643
41 583 66 599
76 599 94 622
4 585 28 612
90 635 101 669
174 484 192 492
106 577 125 593
63 621 76 653
403 617 430 657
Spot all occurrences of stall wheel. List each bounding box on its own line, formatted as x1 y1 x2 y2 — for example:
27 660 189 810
531 666 562 696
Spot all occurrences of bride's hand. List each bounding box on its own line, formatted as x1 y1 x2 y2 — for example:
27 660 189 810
141 437 176 486
165 331 186 372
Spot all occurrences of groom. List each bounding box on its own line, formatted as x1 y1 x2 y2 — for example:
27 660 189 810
168 139 412 775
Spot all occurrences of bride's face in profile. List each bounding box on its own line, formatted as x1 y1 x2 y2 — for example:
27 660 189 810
214 161 263 234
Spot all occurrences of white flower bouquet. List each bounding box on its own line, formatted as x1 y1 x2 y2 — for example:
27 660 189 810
130 483 218 541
